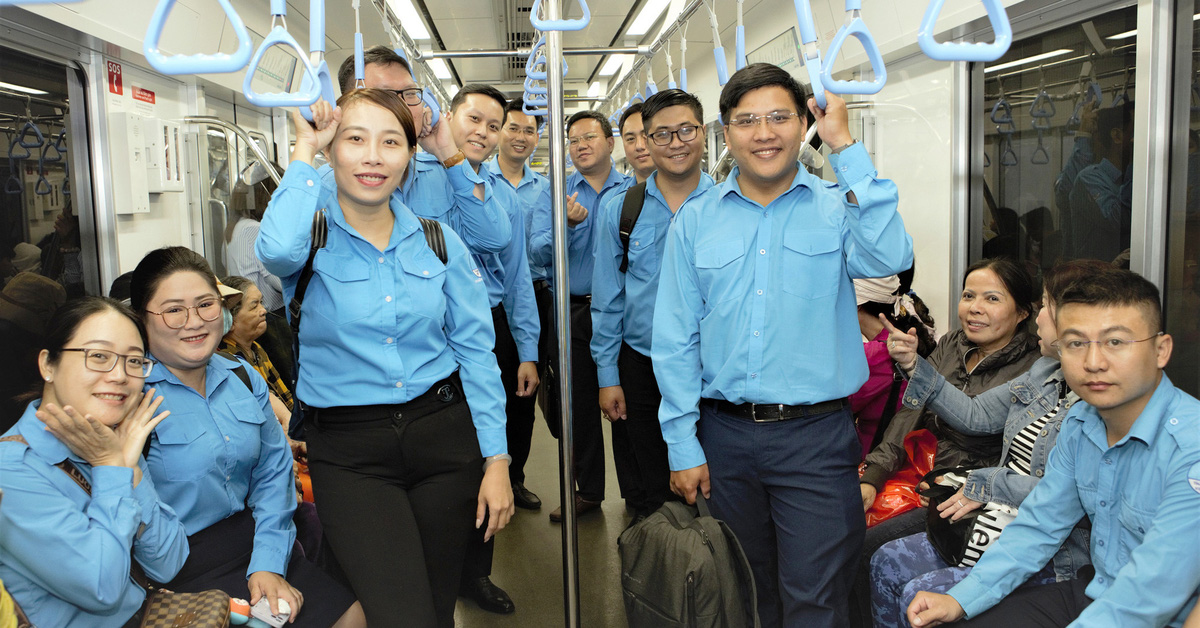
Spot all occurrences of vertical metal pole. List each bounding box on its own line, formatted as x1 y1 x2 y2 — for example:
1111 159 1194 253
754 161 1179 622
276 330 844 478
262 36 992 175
545 1 580 625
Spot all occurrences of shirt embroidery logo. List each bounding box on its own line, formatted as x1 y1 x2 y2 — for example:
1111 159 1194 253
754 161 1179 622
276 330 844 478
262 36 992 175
1189 461 1200 495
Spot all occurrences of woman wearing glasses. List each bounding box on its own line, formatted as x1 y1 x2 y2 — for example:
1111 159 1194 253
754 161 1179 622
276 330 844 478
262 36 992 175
867 260 1114 628
0 297 187 627
129 247 365 628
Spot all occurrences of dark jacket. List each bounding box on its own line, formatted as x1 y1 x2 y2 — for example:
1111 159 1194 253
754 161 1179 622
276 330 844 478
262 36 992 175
859 328 1041 490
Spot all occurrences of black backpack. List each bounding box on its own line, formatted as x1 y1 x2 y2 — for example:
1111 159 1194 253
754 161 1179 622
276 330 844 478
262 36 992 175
618 494 760 628
618 182 648 273
286 211 447 438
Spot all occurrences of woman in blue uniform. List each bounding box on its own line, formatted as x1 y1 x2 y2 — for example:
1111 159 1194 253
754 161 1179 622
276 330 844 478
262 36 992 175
129 247 364 627
256 90 514 628
0 297 187 627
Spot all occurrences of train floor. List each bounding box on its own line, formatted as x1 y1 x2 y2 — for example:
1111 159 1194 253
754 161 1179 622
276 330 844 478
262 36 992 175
455 411 630 628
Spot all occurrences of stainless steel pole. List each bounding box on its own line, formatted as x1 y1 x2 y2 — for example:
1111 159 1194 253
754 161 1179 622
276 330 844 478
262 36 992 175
545 0 580 625
418 45 648 59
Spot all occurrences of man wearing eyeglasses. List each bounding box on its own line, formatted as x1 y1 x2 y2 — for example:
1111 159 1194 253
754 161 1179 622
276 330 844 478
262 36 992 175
651 63 912 628
327 46 511 255
591 89 714 526
908 269 1200 628
529 110 632 522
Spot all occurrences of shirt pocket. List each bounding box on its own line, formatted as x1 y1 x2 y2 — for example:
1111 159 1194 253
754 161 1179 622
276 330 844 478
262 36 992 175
152 417 210 482
399 254 448 320
1115 500 1153 564
312 251 372 325
695 239 745 304
780 229 842 299
626 223 660 281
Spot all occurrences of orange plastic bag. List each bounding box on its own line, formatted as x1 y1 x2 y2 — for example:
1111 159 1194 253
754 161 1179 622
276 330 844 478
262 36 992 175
863 429 937 528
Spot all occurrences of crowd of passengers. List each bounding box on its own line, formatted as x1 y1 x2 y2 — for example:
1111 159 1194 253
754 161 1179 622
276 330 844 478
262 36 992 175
0 54 1197 628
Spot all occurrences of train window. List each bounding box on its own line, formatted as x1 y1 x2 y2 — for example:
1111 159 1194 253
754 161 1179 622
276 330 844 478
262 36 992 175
976 7 1136 274
1 46 93 299
1164 0 1200 397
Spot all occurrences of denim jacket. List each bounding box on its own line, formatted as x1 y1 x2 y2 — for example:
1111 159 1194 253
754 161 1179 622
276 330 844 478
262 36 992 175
904 354 1091 582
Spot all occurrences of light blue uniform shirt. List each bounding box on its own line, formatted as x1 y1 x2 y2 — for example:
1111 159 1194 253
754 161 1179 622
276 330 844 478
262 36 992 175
948 375 1200 626
652 143 913 471
1067 158 1132 261
529 164 631 295
144 354 296 578
484 159 551 282
318 152 511 254
257 162 508 456
472 173 540 363
0 402 189 628
591 172 715 388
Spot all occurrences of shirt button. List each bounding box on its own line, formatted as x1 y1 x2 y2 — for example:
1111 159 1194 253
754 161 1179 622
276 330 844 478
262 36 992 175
396 381 404 388
1011 396 1017 403
1096 577 1103 584
750 373 758 378
385 295 393 302
1041 430 1048 436
224 436 230 442
634 241 639 246
386 337 394 344
753 331 760 337
1035 469 1043 477
757 290 763 295
1100 500 1106 507
226 475 231 480
306 180 314 187
1098 540 1105 546
759 249 766 255
1169 418 1178 425
423 270 430 276
378 257 385 263
1104 458 1112 465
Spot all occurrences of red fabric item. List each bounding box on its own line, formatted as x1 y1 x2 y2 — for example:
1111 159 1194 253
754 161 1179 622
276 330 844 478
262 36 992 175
850 328 909 458
863 429 937 528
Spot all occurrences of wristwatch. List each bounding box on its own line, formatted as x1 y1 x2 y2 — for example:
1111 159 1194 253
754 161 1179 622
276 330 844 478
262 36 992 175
831 139 858 154
442 150 466 169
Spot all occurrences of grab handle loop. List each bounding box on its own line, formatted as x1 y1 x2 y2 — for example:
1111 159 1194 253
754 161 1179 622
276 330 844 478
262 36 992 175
1029 90 1055 130
918 0 1012 62
8 136 32 161
998 136 1017 166
243 6 323 108
53 129 68 153
300 0 337 122
422 89 442 127
529 0 590 31
1066 81 1102 134
1031 132 1050 165
793 0 827 109
40 141 63 164
144 0 253 74
990 99 1013 128
820 0 887 95
18 121 44 149
34 174 52 196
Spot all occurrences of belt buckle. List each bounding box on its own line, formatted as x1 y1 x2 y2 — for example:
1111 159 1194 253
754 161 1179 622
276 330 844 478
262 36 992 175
437 384 455 402
751 404 786 423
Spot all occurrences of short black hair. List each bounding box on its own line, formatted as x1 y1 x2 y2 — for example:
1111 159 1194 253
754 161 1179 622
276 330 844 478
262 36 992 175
641 89 704 130
450 84 507 114
1095 102 1134 151
338 45 414 93
718 62 811 125
1042 259 1118 306
503 98 542 131
618 103 644 136
566 110 613 138
1056 268 1163 332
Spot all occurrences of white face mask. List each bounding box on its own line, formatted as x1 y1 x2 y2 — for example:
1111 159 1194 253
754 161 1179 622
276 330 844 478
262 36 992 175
222 306 233 336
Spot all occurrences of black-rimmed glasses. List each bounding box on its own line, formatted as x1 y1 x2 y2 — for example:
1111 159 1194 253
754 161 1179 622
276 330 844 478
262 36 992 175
387 88 425 107
61 348 155 378
647 124 701 146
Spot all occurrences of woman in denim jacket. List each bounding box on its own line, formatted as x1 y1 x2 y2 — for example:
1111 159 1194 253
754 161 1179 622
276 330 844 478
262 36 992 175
868 260 1111 628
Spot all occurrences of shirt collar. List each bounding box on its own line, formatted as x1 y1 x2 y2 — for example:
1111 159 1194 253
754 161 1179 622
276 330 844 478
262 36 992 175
717 162 819 206
322 192 421 253
15 399 76 466
483 159 539 190
1096 158 1122 181
568 161 627 195
1069 373 1175 449
645 171 716 209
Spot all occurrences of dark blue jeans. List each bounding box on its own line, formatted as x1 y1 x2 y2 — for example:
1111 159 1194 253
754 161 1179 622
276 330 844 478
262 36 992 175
698 401 864 628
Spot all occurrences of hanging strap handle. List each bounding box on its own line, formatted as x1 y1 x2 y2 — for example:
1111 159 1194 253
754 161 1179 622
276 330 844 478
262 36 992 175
243 0 323 108
706 1 730 86
9 135 32 161
529 0 591 32
793 0 827 109
735 0 747 71
144 0 254 74
918 0 1012 62
821 0 887 96
299 0 337 122
18 121 44 149
1029 90 1055 130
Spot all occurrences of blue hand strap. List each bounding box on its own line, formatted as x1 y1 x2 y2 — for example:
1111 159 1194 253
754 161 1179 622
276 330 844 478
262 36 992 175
34 174 52 196
300 0 337 122
793 0 827 109
18 121 44 149
243 7 323 108
40 141 63 164
144 0 253 74
9 135 32 160
423 89 442 127
1066 81 1102 134
821 0 887 95
1029 90 1055 130
918 0 1012 62
53 129 68 153
530 0 590 31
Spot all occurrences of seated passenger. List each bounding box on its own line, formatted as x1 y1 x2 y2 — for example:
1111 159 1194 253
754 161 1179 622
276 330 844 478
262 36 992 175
0 296 187 627
220 275 294 426
256 91 512 628
129 247 364 628
868 260 1113 628
850 266 937 458
852 258 1042 625
0 272 67 432
908 269 1199 627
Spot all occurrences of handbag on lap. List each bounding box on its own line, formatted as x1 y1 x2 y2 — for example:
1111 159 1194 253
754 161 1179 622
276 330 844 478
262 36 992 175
919 468 1018 567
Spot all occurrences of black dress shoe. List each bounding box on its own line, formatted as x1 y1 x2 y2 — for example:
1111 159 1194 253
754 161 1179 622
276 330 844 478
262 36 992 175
461 576 515 614
512 482 542 510
549 496 602 523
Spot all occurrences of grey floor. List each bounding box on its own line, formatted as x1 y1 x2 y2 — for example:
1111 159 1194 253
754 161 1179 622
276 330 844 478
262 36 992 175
454 414 630 628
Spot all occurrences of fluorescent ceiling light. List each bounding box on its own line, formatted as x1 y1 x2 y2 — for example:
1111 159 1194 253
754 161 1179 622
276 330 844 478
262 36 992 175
588 82 602 97
983 49 1073 73
627 0 671 37
386 0 430 40
428 58 452 80
599 55 625 76
0 81 48 95
1109 15 1197 40
446 84 459 98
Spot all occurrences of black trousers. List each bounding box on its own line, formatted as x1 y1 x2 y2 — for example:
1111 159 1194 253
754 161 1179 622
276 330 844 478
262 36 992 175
960 571 1093 627
534 280 561 436
305 375 482 628
461 304 536 583
570 297 605 502
610 342 675 516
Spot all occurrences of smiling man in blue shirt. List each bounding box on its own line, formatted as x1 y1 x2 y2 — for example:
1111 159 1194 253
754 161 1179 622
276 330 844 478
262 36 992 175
652 63 912 628
908 269 1200 628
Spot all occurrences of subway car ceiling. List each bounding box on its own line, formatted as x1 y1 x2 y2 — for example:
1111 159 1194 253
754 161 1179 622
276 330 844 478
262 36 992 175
1 0 1198 396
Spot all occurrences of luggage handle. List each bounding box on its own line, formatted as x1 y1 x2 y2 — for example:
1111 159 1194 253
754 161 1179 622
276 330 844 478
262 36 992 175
695 492 713 518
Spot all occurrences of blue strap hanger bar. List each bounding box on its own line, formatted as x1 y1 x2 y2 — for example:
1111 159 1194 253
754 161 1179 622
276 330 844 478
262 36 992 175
705 1 729 86
144 0 253 74
918 0 1012 62
1030 89 1055 130
243 0 323 107
530 0 591 31
17 121 43 150
821 0 887 95
793 0 827 109
735 0 747 71
300 0 338 122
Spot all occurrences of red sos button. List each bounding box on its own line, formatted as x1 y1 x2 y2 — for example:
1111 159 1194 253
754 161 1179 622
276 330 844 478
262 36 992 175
107 60 123 95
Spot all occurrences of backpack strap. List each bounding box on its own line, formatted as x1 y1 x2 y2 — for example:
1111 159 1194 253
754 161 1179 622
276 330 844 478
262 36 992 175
288 209 328 338
869 370 905 452
418 217 448 264
618 182 648 274
214 350 253 393
1 434 91 495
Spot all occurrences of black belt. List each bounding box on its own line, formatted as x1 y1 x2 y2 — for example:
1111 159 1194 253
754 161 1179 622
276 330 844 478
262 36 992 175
533 279 550 292
570 294 591 305
309 372 461 426
705 397 846 423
